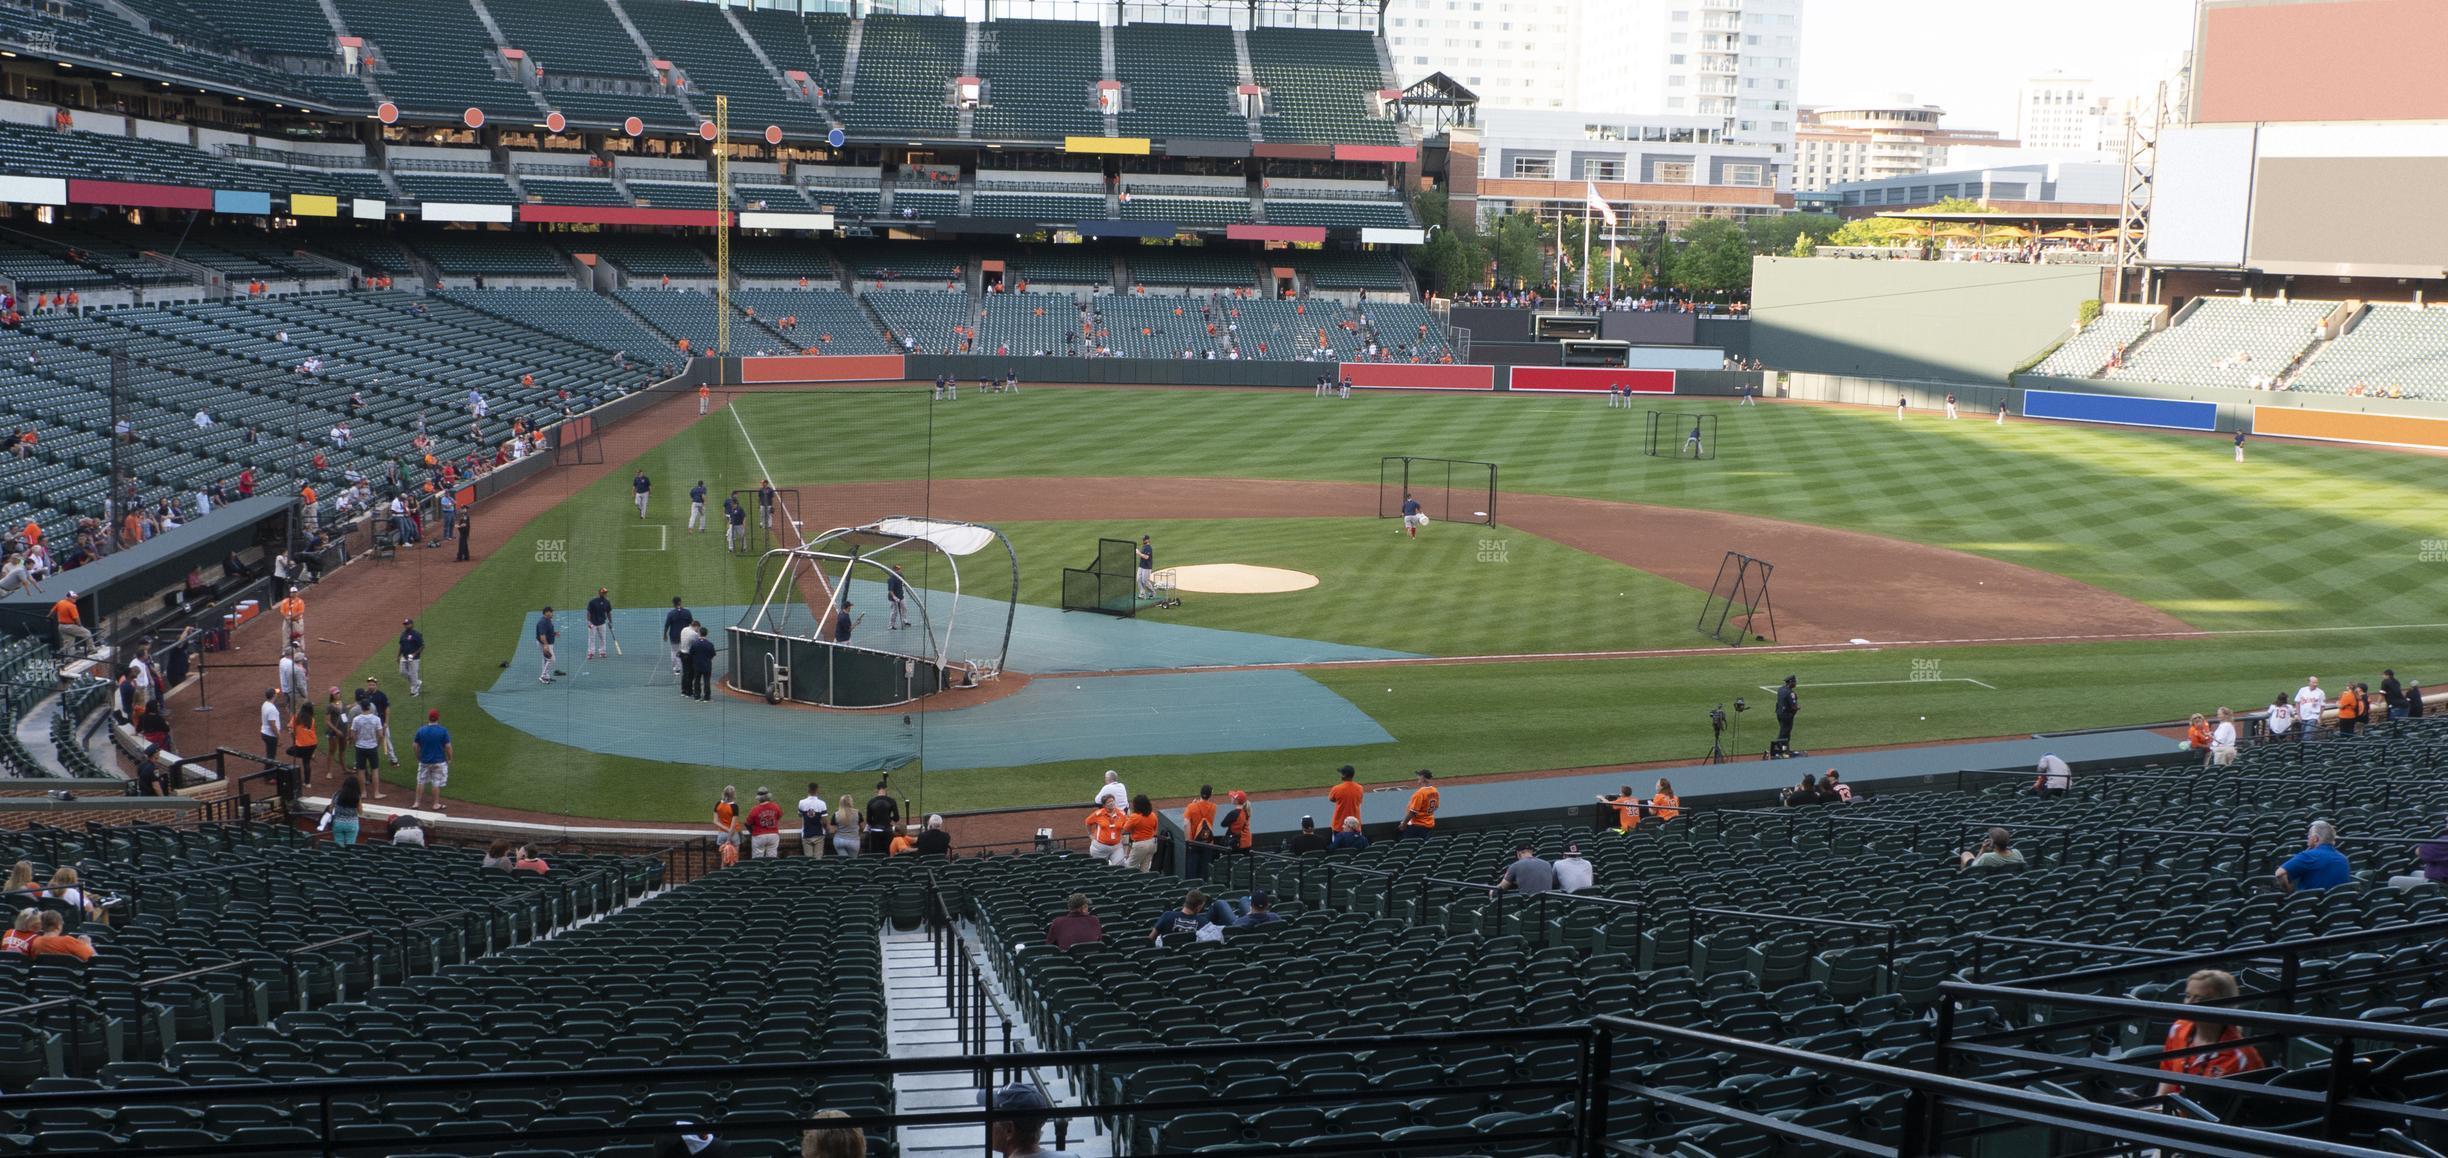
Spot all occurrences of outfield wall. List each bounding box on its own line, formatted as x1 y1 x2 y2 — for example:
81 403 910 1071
1751 257 2103 383
2014 373 2448 436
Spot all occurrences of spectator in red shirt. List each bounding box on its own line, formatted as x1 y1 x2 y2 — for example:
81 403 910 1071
2156 968 2266 1099
1045 893 1103 950
745 787 784 859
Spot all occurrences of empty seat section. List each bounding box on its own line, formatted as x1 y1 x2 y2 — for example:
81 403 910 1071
970 19 1105 141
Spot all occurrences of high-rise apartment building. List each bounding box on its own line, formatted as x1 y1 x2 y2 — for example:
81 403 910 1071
2017 72 2115 155
1385 0 1801 185
1792 100 2013 191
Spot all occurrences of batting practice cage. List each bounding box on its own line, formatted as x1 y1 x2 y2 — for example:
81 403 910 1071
1645 411 1717 461
729 487 801 555
1379 456 1499 526
1062 537 1144 618
730 517 1017 708
1698 550 1776 646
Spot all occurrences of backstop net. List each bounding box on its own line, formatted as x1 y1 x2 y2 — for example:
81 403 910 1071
1379 456 1499 526
1645 411 1717 461
1061 537 1142 617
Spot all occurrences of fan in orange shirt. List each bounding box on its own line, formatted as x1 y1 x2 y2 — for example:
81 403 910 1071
1084 800 1125 863
1327 765 1364 833
1181 787 1218 876
1400 769 1439 838
2156 969 2266 1099
1116 795 1161 871
1599 784 1643 832
1650 779 1681 824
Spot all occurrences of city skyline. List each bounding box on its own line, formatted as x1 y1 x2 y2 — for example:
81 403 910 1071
1797 0 2195 132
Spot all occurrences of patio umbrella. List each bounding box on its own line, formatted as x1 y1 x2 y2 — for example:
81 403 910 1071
1981 224 2033 239
2040 227 2094 240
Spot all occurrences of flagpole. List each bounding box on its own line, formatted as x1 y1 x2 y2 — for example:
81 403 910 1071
1580 211 1590 303
1608 236 1617 303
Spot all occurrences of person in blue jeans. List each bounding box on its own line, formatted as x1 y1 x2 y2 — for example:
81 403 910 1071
2275 820 2350 893
328 775 363 847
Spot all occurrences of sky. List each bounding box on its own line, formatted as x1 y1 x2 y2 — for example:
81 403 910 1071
1798 0 2199 133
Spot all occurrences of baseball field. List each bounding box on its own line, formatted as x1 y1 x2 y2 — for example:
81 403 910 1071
340 384 2448 823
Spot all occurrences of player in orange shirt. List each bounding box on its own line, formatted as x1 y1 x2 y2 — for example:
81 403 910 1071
1400 769 1439 839
1327 764 1364 835
1181 787 1217 878
698 384 712 415
277 588 307 642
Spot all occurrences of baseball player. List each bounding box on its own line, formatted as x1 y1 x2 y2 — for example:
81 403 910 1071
664 596 692 674
535 606 558 684
698 383 711 415
585 587 613 659
725 494 748 552
1400 493 1425 539
688 480 707 532
396 617 423 697
631 470 650 519
1944 392 1959 420
757 480 776 528
2234 431 2247 463
1996 400 2009 425
886 564 909 630
1896 394 1908 421
832 600 855 643
1685 419 1704 458
1135 535 1155 598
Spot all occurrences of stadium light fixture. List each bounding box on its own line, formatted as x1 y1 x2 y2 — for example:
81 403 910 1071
0 51 15 58
109 71 122 77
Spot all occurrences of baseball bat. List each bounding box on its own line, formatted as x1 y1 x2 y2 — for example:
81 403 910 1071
608 622 623 656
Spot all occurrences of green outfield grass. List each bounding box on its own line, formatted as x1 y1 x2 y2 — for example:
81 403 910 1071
987 518 1701 656
348 387 2448 820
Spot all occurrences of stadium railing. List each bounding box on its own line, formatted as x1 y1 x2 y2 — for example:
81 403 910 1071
1585 1012 2372 1157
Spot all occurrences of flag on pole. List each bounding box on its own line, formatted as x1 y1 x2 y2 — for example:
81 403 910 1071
1584 179 1618 228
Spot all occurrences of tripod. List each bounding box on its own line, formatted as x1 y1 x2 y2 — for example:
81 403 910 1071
1703 711 1728 765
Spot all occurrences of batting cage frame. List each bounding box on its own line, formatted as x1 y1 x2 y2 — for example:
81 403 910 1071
1698 551 1776 646
1379 456 1499 527
727 487 802 556
553 414 604 466
1061 537 1144 618
1645 411 1717 461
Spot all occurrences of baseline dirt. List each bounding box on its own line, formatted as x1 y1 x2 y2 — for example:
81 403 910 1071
785 476 2191 646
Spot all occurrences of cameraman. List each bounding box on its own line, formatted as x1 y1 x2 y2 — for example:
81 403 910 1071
1959 827 2026 871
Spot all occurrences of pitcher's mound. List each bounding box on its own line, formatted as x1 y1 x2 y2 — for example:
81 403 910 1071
1168 564 1319 594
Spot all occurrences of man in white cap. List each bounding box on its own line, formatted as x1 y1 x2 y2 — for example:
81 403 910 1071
1093 769 1127 810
